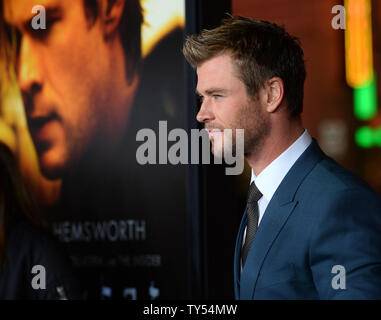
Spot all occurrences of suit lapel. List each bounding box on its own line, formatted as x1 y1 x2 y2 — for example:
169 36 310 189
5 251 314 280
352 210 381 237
238 139 325 299
239 200 298 299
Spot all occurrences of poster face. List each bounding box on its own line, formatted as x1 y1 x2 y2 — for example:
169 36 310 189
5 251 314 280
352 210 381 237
0 0 188 299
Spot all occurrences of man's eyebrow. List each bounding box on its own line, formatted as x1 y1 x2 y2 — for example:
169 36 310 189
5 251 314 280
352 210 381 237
196 88 228 96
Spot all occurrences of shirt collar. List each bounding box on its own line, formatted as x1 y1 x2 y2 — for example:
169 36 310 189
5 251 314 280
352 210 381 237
250 130 312 202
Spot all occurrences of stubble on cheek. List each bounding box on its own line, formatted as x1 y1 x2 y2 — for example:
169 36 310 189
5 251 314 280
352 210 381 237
243 116 270 157
237 100 271 158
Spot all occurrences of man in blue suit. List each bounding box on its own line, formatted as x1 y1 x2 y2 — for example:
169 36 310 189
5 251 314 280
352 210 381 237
183 16 381 299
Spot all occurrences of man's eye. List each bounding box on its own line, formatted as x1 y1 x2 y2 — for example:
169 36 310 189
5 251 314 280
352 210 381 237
28 17 59 40
46 17 59 30
197 95 204 103
213 95 222 99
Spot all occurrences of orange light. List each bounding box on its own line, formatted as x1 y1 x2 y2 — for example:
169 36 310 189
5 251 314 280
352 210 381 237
345 0 374 88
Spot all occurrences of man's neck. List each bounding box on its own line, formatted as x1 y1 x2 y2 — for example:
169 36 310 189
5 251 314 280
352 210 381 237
246 119 304 176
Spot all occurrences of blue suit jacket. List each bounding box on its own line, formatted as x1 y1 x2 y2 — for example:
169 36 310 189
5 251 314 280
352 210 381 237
234 140 381 299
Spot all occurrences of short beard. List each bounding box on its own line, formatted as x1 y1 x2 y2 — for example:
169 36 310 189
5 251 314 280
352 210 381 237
241 103 271 158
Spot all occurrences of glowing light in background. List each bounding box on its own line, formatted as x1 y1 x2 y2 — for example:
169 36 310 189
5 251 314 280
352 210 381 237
355 126 381 147
353 75 378 120
344 0 379 148
345 0 373 88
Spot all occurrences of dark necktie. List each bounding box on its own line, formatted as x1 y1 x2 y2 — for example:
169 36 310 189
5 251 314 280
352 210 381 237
241 181 262 267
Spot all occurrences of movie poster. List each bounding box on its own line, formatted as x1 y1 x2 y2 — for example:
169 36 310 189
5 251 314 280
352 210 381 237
0 0 188 299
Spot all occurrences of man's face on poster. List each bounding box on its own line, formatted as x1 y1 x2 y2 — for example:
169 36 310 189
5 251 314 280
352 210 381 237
3 0 135 179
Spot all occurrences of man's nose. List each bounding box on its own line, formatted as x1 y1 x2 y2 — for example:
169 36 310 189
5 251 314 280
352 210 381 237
17 36 42 98
196 98 215 123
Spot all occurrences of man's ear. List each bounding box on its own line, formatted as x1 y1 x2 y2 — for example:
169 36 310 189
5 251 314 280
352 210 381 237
264 77 284 113
102 0 125 37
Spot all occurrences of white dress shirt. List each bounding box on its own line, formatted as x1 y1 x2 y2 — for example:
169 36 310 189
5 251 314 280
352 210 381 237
241 130 312 270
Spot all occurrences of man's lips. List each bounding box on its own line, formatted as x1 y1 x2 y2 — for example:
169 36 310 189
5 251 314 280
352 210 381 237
206 128 223 139
28 114 60 145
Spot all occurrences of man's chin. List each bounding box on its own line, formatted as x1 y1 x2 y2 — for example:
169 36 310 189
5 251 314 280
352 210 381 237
38 151 66 180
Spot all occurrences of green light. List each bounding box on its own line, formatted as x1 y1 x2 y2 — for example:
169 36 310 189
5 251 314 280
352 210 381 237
355 126 373 148
355 126 381 148
353 75 378 121
374 127 381 147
